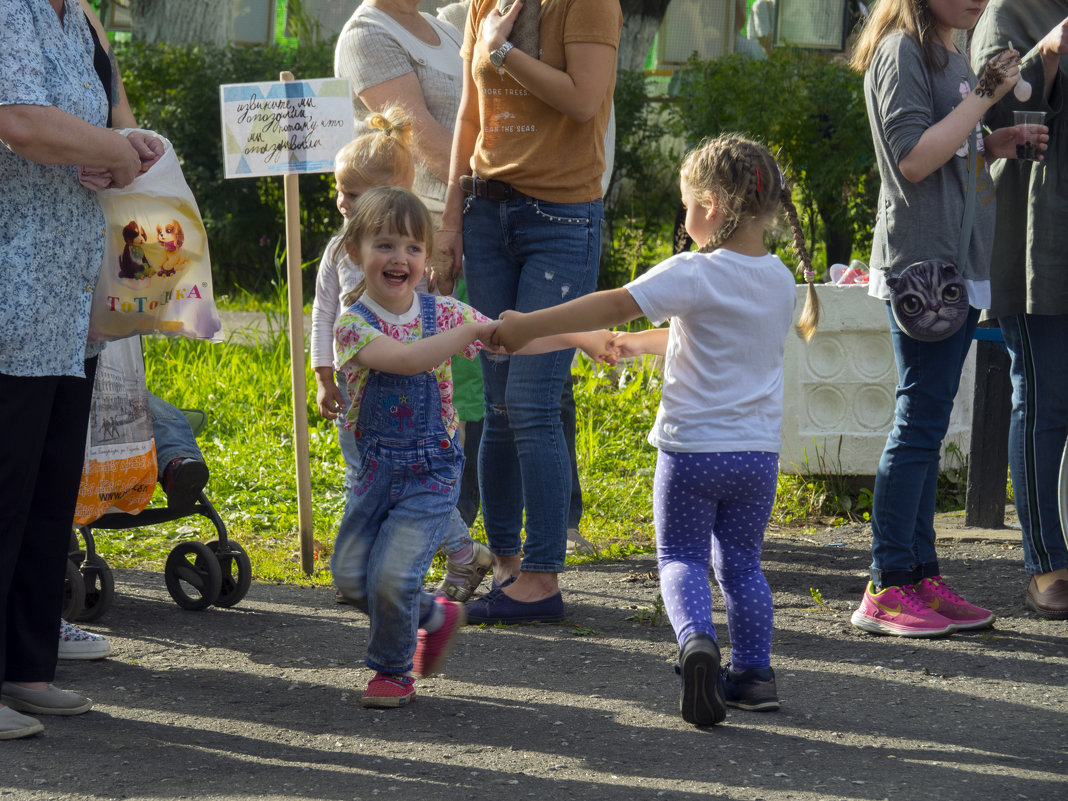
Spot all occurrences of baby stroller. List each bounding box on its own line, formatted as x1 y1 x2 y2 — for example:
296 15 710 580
64 343 252 621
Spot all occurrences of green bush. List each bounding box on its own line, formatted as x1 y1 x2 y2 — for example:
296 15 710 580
671 48 879 273
116 40 339 297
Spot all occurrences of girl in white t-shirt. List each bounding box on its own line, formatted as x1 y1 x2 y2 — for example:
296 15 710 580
492 135 819 727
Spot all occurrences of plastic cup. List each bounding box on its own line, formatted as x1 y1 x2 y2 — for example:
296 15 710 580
1014 110 1046 162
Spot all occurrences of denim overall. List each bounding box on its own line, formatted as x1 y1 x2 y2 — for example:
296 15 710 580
331 293 463 674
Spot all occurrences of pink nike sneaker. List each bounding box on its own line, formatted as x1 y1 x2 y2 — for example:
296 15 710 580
851 582 956 637
914 576 994 630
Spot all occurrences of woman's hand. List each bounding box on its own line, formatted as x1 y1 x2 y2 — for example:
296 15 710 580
984 123 1050 161
480 0 521 57
435 227 464 285
126 130 165 173
974 49 1022 103
1039 15 1068 58
77 165 112 191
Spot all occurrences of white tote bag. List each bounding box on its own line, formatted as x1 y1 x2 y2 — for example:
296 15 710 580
88 131 222 342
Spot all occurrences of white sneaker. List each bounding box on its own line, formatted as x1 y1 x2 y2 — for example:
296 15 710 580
58 619 111 661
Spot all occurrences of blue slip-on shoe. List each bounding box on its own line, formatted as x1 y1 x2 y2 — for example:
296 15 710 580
675 633 726 726
465 587 564 624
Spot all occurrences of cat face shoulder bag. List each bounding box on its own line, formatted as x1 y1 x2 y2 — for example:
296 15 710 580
886 130 977 343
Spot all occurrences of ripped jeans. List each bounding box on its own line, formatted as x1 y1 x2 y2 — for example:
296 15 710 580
462 192 602 572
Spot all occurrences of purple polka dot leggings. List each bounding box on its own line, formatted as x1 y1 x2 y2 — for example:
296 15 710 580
654 450 778 671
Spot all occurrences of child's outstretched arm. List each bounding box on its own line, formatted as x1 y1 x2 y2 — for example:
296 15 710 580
609 328 670 359
356 320 499 375
493 288 643 353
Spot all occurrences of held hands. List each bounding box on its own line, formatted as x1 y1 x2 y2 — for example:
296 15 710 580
974 49 1022 102
606 331 642 360
490 309 533 353
475 319 501 351
576 329 619 365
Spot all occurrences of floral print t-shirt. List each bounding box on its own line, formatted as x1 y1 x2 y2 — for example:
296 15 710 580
335 292 488 438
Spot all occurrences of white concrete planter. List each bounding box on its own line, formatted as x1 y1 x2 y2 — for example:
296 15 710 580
780 284 975 476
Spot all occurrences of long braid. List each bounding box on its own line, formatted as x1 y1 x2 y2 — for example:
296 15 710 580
782 186 820 340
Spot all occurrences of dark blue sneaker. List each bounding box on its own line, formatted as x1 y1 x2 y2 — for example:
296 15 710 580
465 587 564 624
722 664 779 712
676 633 726 726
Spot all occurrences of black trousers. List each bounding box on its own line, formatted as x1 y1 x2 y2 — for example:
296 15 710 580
0 358 96 684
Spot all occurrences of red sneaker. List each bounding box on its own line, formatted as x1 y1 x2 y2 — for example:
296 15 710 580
360 673 415 708
914 576 994 630
413 596 465 678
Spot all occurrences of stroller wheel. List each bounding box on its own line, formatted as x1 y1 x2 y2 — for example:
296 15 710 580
165 542 222 610
78 554 115 622
63 559 86 622
206 539 252 608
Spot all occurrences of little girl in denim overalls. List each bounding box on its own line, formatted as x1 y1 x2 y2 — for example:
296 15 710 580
329 187 499 709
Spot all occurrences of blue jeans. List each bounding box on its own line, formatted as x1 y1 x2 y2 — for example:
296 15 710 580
870 303 980 588
999 313 1068 575
148 391 203 473
463 193 602 572
456 383 582 530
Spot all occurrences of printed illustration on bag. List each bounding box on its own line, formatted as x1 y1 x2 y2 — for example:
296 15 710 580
155 219 187 276
118 221 154 280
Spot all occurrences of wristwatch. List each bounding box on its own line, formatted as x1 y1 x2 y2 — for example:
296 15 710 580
489 41 514 68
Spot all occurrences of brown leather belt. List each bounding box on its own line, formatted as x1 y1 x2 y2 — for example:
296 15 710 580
459 174 529 202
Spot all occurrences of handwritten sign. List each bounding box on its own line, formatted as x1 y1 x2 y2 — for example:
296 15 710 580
220 78 354 178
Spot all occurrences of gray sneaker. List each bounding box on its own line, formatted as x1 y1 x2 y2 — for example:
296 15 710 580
722 664 779 712
436 541 493 602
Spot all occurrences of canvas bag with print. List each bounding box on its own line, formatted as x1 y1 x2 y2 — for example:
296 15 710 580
88 131 222 341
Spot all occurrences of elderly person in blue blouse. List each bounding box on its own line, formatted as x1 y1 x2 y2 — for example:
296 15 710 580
0 0 162 741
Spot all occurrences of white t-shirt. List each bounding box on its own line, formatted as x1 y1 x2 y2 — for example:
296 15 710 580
626 249 797 454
